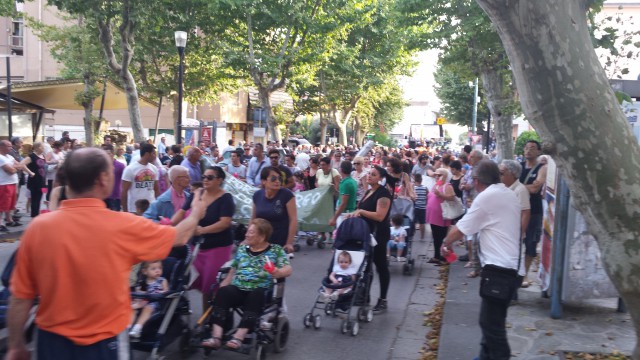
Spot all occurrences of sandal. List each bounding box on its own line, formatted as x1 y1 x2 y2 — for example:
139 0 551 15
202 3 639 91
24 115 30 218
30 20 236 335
464 262 473 268
225 337 243 350
467 270 480 278
201 337 222 349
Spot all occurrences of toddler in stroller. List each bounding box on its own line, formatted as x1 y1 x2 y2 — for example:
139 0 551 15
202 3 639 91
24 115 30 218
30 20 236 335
129 260 169 338
304 217 374 337
319 251 357 302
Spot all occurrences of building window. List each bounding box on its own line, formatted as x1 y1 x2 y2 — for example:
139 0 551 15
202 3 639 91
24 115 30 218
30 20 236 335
10 18 24 56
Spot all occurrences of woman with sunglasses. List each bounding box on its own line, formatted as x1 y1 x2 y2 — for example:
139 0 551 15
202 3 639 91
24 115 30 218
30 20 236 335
345 165 392 313
252 166 297 253
172 166 235 309
351 156 369 203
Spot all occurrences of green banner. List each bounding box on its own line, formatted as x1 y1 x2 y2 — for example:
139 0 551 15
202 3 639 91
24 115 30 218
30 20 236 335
222 174 335 232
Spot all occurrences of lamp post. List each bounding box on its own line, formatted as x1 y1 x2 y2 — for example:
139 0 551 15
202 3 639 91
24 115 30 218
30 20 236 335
469 77 479 135
175 31 188 144
2 55 14 138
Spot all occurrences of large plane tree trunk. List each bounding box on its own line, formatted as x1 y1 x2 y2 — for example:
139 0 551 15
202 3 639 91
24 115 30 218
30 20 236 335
479 65 514 162
476 1 640 358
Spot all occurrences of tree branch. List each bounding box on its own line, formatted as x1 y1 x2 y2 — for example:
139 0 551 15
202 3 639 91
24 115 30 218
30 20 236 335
97 17 122 74
246 12 261 86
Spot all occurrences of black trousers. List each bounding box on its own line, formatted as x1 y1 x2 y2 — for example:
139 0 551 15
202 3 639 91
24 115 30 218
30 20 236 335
212 285 267 329
430 224 448 261
369 241 390 300
46 180 53 201
478 296 511 360
30 187 43 218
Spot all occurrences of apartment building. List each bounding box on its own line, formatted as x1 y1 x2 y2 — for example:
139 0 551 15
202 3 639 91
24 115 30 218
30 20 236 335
0 1 252 144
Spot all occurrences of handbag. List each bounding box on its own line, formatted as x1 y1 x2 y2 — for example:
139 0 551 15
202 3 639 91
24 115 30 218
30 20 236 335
479 264 519 301
441 196 465 220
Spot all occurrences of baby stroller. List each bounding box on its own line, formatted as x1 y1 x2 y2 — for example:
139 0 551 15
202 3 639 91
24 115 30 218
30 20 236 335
303 217 373 336
0 250 37 354
390 198 416 276
129 239 203 359
192 262 290 358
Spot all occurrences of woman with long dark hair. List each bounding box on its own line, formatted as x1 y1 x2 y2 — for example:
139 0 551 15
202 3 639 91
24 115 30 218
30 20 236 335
346 165 392 312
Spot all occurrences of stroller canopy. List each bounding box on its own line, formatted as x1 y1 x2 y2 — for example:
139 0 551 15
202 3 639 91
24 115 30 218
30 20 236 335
334 217 372 253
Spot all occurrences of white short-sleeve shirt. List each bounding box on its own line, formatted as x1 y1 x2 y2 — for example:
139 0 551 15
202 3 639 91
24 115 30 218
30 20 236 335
456 183 521 271
509 180 531 211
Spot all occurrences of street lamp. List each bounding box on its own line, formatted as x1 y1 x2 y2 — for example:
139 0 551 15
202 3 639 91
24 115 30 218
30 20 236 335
175 30 188 144
1 54 15 138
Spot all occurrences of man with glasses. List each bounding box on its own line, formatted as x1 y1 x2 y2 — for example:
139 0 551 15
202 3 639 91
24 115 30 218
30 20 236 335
268 149 295 190
241 145 253 164
247 143 268 187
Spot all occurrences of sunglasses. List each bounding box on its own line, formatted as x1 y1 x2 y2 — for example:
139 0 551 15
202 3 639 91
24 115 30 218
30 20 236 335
354 162 362 165
269 175 282 182
202 175 219 181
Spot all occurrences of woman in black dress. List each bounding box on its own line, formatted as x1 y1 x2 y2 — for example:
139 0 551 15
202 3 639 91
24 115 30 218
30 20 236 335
345 165 392 312
20 141 47 217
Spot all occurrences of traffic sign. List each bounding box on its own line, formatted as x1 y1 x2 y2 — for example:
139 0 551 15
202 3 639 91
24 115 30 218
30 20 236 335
437 117 446 125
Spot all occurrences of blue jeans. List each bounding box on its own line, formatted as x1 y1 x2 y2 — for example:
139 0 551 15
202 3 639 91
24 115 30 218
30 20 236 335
38 328 128 360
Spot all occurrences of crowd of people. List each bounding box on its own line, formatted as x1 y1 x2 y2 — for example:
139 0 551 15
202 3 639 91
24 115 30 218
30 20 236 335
2 132 548 360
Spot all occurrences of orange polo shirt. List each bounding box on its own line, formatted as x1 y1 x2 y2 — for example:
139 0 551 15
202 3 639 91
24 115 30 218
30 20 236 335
11 198 176 345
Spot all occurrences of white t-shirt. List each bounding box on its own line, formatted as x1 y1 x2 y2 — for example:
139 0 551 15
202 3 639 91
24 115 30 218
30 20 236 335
295 152 310 170
122 161 159 212
456 183 522 273
390 226 407 241
0 154 18 185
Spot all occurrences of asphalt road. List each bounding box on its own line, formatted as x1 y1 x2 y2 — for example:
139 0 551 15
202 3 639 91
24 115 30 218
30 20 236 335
131 235 431 360
0 233 432 360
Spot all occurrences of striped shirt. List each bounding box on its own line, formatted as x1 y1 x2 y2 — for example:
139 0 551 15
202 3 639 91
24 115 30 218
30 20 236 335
414 185 427 210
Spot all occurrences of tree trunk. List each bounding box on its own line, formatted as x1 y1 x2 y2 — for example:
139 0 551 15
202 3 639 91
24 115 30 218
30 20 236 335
479 66 514 162
81 76 96 147
258 88 281 144
319 111 328 146
121 69 144 143
354 116 363 146
476 1 640 357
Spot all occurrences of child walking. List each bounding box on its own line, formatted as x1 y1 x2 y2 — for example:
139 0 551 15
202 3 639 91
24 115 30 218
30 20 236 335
388 214 407 262
413 173 428 240
129 260 169 338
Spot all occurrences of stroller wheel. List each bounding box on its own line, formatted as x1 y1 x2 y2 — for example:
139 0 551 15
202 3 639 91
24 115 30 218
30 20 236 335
303 313 312 328
357 307 366 321
306 237 315 246
273 317 290 353
324 302 333 315
313 314 322 329
179 328 193 355
366 308 374 322
317 241 326 249
350 321 359 336
340 320 349 334
253 344 266 360
293 243 301 252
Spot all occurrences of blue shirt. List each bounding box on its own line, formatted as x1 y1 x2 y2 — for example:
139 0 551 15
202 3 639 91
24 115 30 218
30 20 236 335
181 158 202 185
246 156 268 186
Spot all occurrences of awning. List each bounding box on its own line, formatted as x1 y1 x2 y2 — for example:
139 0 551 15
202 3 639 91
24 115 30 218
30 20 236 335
0 79 158 110
0 93 55 114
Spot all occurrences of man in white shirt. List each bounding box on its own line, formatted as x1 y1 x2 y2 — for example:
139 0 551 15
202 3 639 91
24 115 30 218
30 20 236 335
0 140 23 231
121 143 160 213
441 160 521 360
295 147 310 170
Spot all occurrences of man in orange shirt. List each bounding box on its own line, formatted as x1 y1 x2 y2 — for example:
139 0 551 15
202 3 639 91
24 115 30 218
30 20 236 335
6 148 206 360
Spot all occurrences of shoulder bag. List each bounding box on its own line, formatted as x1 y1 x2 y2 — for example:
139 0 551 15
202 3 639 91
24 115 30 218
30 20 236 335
440 185 465 220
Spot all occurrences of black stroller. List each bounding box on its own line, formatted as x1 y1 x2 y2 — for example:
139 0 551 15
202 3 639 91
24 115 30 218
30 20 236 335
129 240 203 359
390 198 416 275
303 217 374 336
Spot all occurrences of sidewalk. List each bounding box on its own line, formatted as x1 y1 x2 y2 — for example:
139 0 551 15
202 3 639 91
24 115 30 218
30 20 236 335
438 259 636 359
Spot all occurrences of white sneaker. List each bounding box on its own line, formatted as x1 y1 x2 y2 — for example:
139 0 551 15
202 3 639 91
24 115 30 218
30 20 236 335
287 253 295 260
129 325 141 338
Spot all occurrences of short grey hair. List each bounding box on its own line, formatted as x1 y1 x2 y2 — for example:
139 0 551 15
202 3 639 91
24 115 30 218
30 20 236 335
168 165 188 183
501 160 522 178
470 149 485 160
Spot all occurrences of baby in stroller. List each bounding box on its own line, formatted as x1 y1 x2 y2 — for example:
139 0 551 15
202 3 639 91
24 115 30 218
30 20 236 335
319 251 357 302
130 260 169 338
